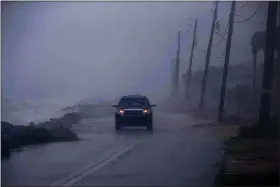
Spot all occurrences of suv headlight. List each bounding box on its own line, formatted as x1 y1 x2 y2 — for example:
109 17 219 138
119 109 124 114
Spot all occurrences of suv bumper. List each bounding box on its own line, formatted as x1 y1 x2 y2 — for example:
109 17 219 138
115 113 151 126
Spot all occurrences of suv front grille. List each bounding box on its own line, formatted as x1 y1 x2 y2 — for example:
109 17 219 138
124 110 143 116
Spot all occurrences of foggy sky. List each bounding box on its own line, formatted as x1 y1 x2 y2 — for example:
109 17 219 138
2 1 267 105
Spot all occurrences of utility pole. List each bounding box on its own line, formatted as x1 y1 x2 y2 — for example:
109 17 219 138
259 1 278 125
218 1 236 121
185 18 198 98
173 29 181 98
170 58 176 98
199 1 218 108
276 2 280 126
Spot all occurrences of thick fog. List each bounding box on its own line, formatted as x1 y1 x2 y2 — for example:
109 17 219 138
1 2 267 124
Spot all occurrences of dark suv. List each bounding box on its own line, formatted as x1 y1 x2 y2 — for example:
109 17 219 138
112 95 156 131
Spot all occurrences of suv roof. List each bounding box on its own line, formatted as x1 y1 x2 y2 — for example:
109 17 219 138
122 95 147 99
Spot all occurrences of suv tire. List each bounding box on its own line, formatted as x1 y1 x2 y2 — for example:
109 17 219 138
146 118 153 131
115 122 121 131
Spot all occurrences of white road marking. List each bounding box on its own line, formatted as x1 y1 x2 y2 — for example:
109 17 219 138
50 141 145 187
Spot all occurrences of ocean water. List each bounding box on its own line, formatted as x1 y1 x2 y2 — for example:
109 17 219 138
1 97 77 126
1 94 126 125
1 88 169 126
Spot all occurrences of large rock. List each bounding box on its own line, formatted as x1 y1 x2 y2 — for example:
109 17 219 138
1 134 17 153
17 127 52 145
37 119 62 130
1 122 30 152
1 121 26 153
59 112 81 126
1 119 79 155
37 112 82 130
1 121 29 136
1 121 14 134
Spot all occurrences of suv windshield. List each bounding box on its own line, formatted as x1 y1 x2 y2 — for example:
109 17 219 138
118 98 150 107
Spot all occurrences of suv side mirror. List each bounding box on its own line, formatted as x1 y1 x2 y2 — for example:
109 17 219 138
151 104 156 107
112 104 118 107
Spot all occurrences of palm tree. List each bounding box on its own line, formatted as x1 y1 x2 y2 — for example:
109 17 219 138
250 25 279 92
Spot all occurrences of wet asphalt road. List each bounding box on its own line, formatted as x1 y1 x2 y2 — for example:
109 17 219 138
2 109 222 186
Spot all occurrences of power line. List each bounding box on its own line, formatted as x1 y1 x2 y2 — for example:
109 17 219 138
234 2 262 23
234 13 266 25
213 2 261 47
212 25 228 47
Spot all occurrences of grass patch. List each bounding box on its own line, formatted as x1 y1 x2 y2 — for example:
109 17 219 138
215 119 279 186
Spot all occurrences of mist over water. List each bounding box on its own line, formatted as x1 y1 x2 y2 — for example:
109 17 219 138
1 2 266 124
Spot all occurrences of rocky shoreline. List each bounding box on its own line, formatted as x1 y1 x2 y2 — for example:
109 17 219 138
1 112 82 158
